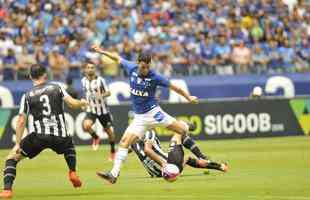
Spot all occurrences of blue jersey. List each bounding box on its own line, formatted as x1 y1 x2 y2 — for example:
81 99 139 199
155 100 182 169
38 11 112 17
120 58 170 114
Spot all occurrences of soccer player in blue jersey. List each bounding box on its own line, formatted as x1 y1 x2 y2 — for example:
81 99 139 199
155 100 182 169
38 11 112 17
92 45 198 184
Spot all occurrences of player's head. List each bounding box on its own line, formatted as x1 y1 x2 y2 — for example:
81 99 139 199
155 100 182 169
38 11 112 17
137 51 152 76
84 60 97 77
30 64 47 81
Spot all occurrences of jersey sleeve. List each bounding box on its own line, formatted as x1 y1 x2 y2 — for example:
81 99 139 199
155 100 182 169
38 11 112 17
144 130 157 144
155 74 170 87
120 57 137 74
100 77 109 92
18 94 29 115
59 84 69 99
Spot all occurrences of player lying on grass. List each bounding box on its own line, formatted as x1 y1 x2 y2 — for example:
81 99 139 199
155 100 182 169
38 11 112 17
131 125 228 178
0 65 88 199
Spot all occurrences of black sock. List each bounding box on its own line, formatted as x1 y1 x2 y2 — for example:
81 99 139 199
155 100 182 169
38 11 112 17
3 159 18 190
206 161 222 171
182 135 207 159
109 141 115 153
186 157 201 168
89 130 98 139
64 147 76 171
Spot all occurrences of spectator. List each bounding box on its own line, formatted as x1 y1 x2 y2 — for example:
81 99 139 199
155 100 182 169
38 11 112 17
0 0 308 81
48 47 69 81
266 39 282 73
278 38 296 72
252 43 269 74
231 40 252 74
214 35 233 75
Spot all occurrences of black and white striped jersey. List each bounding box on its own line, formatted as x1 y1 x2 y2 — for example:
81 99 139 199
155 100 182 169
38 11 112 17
81 76 110 116
19 82 69 137
131 130 168 177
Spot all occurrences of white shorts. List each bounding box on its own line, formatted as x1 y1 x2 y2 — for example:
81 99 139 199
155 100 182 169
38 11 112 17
125 106 176 139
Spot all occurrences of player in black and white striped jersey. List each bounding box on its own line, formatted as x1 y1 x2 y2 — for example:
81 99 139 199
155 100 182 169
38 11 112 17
131 125 228 178
81 61 116 160
0 65 88 198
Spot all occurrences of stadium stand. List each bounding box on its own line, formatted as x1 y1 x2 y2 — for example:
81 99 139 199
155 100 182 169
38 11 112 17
0 0 309 81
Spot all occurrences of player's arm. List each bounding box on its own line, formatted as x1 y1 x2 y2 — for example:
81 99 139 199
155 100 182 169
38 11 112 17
16 94 28 146
169 83 198 104
59 85 88 109
92 45 136 74
15 114 26 146
64 96 88 109
91 44 120 63
101 91 111 98
144 141 166 167
100 77 111 98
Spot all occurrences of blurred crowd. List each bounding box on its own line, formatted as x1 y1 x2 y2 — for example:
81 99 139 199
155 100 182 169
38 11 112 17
0 0 309 81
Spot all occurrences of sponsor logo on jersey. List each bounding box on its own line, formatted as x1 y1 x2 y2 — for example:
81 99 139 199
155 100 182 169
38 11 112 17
131 88 149 97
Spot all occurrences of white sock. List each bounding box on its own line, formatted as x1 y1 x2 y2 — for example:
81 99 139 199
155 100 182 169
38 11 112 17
111 147 128 177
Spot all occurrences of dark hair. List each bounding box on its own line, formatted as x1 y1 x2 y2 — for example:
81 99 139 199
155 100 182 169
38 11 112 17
83 58 96 68
137 51 152 64
30 65 47 79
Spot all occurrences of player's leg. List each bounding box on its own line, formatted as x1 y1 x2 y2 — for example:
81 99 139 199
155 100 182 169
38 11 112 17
51 136 82 188
178 121 208 159
185 157 228 172
0 146 26 198
96 120 145 184
182 134 207 160
63 141 82 188
99 113 116 160
82 114 100 150
166 134 185 174
97 131 139 183
104 126 116 160
1 133 44 198
157 109 189 136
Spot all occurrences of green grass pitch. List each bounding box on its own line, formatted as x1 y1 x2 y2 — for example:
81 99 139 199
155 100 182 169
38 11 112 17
0 136 309 200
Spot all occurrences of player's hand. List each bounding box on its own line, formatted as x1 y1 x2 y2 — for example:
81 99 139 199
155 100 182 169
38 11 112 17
91 44 103 53
188 96 198 104
80 99 88 109
15 144 21 154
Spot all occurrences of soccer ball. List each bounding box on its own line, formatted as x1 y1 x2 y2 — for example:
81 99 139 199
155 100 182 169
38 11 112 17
162 164 180 182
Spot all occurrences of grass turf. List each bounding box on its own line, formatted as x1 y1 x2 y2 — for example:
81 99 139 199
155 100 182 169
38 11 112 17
0 136 309 200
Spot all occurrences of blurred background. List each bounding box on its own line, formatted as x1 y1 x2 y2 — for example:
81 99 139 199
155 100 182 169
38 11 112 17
0 0 308 81
0 0 309 145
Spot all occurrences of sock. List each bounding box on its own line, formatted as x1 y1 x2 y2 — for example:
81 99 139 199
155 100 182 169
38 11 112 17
110 147 128 177
205 161 222 171
182 135 207 159
3 159 18 190
89 130 98 139
186 157 201 168
64 147 76 171
109 141 115 153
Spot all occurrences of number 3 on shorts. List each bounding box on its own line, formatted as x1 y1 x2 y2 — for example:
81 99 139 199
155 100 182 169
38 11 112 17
153 111 165 122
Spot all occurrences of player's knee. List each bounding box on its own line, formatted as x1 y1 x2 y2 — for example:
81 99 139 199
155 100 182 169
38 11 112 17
179 120 189 133
171 134 182 145
83 121 93 132
105 127 115 136
119 133 137 148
